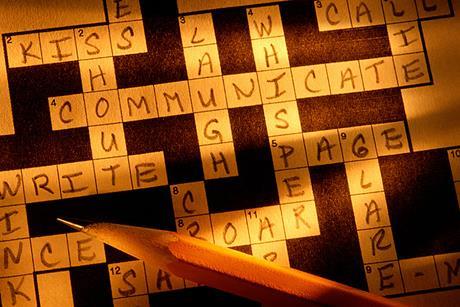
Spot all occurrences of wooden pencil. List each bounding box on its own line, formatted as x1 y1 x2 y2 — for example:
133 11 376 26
57 219 405 307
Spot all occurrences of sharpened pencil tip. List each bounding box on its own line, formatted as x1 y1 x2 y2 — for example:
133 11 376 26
57 218 85 231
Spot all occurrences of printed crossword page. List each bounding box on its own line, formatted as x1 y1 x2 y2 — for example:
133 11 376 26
0 0 459 306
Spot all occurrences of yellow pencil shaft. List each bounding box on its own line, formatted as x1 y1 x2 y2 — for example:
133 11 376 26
167 235 402 307
82 223 405 307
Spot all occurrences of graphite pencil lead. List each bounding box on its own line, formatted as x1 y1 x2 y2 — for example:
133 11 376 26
56 218 85 231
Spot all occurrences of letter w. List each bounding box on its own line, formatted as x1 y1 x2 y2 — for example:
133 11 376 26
0 174 22 200
253 15 273 38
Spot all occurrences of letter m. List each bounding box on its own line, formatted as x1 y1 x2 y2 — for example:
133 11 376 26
445 258 460 284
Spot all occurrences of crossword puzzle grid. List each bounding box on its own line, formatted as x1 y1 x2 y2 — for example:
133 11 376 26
0 0 459 306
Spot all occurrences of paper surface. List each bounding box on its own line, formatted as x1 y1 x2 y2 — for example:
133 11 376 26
402 0 460 151
0 0 459 306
